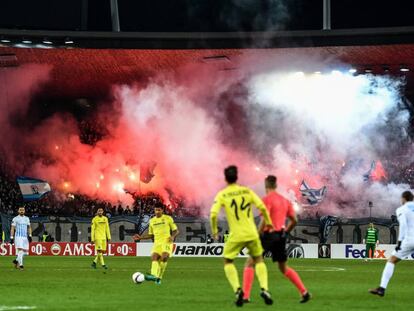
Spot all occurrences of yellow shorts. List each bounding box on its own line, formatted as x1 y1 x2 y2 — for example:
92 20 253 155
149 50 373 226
151 242 173 256
223 238 263 260
94 239 107 252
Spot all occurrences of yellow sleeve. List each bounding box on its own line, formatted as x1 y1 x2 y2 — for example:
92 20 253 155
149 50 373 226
105 217 111 240
210 193 222 235
250 190 272 226
169 216 178 231
91 218 95 242
148 220 153 235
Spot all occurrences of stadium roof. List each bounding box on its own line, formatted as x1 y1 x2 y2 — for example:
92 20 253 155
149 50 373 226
1 42 413 99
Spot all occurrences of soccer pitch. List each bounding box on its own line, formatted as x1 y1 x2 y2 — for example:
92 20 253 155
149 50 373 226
0 257 412 310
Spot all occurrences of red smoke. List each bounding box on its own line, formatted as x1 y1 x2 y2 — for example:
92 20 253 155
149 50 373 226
371 160 387 182
0 57 406 219
0 63 266 210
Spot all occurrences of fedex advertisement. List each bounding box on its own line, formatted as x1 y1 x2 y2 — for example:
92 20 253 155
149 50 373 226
331 244 414 260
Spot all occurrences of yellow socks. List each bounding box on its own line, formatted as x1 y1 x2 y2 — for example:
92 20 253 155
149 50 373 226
159 261 168 279
255 262 268 291
93 255 99 263
224 263 240 292
151 261 160 277
98 253 105 266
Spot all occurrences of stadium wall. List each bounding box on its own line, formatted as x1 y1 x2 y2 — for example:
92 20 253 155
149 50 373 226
0 214 399 244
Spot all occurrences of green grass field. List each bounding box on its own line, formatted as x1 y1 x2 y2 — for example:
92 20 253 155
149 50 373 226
0 256 412 310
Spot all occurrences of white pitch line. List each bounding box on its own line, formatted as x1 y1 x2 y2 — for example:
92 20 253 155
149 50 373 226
292 266 346 272
0 306 37 311
9 267 345 272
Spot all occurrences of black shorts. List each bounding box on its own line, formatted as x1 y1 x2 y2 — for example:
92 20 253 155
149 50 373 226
260 231 287 262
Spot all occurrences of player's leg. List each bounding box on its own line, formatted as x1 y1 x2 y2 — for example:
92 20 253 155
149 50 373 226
157 243 172 283
248 239 273 305
99 240 108 269
223 240 244 307
12 257 18 268
16 247 24 268
278 261 310 303
369 255 400 296
92 240 103 268
92 252 99 268
20 249 29 269
15 238 27 269
242 232 272 302
21 238 30 269
370 244 376 259
156 253 170 284
364 244 370 261
159 254 169 278
242 257 255 302
251 255 273 305
151 253 161 276
272 233 310 302
97 251 106 268
13 241 19 268
366 244 374 260
145 249 162 281
13 246 20 268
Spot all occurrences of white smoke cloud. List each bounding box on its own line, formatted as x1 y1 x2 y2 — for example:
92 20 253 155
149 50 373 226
246 68 412 217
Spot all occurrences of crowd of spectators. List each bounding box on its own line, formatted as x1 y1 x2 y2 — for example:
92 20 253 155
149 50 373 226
78 119 108 146
384 158 414 187
0 157 199 218
2 142 414 220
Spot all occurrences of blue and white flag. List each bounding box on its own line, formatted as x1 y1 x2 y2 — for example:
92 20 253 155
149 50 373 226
363 161 376 182
17 176 51 202
299 180 327 206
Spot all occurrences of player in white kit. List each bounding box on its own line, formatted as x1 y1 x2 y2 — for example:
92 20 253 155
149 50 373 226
369 191 414 297
10 206 32 270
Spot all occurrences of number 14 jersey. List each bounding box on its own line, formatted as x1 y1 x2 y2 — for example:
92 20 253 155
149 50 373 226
210 184 272 242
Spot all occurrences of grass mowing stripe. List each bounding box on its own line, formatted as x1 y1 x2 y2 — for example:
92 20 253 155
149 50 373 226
0 257 412 310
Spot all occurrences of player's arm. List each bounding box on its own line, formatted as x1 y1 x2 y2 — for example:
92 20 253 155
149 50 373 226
133 232 154 241
285 201 297 234
91 218 95 243
251 191 273 230
168 229 179 243
210 193 222 240
363 230 367 244
28 223 33 242
10 223 15 244
133 221 154 241
258 218 265 233
168 218 179 243
105 218 111 241
396 211 408 250
285 215 298 234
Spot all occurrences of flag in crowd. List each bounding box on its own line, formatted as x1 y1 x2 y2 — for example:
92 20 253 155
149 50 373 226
16 176 51 201
299 180 327 206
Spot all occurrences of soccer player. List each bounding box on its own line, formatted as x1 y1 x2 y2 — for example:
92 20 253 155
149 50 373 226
133 204 179 284
91 207 111 269
242 175 311 303
210 165 274 307
363 223 379 261
10 206 32 270
369 190 414 297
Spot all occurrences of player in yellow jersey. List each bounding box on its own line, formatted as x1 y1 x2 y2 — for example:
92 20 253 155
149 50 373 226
133 204 179 284
91 208 111 269
210 165 274 307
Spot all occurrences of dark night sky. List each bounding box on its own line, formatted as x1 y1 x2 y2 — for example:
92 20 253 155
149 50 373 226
0 0 413 32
